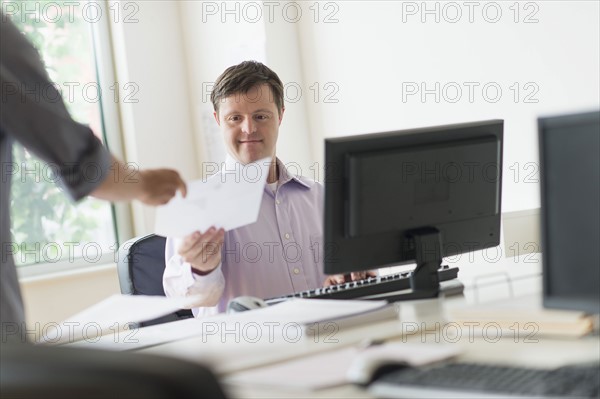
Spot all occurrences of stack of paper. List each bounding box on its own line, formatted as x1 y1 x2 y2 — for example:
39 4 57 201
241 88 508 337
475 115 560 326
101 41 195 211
237 298 399 337
448 303 593 338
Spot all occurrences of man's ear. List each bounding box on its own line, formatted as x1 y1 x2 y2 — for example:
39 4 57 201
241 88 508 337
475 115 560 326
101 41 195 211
278 107 285 125
213 111 220 126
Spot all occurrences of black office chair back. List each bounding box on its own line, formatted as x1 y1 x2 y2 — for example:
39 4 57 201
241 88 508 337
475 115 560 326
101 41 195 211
117 234 193 327
1 343 228 399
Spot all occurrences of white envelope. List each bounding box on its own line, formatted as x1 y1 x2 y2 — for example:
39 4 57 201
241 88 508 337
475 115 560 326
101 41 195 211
155 157 271 237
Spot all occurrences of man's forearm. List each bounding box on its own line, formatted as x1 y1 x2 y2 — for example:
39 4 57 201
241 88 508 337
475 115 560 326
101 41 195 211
90 157 143 202
91 157 186 205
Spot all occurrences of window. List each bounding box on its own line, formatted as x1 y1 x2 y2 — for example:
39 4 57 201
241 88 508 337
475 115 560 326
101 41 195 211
4 0 128 274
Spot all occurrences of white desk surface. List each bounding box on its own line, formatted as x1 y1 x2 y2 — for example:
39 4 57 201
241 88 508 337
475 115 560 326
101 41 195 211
133 252 598 399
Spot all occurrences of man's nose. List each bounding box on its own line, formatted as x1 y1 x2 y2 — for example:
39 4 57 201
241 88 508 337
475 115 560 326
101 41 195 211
241 118 255 134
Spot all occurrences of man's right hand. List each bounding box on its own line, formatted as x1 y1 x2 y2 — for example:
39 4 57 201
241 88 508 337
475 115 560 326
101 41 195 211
91 158 187 205
178 227 225 275
138 169 187 205
323 271 378 287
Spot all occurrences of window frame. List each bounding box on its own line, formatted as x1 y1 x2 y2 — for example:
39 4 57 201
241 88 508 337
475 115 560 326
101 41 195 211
16 0 134 279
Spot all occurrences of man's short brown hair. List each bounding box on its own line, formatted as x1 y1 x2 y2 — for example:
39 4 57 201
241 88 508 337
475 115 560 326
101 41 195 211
211 61 284 116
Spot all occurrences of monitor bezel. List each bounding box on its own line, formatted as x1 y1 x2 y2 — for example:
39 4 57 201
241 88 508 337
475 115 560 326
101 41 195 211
539 110 600 315
324 120 504 275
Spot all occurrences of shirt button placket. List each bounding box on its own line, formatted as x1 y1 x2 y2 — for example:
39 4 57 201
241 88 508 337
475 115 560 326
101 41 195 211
277 189 307 291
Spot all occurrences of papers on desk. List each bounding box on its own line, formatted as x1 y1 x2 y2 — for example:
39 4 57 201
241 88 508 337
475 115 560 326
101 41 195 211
62 299 398 351
235 298 399 336
154 157 270 237
38 294 203 345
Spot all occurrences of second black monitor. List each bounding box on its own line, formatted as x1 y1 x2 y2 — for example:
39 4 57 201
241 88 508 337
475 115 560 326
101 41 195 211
324 120 504 275
539 110 600 314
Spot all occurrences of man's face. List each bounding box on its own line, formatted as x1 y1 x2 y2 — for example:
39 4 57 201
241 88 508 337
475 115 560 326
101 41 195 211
214 84 283 165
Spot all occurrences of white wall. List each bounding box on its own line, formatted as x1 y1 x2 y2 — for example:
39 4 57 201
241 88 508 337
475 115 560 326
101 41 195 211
109 1 200 235
297 0 600 211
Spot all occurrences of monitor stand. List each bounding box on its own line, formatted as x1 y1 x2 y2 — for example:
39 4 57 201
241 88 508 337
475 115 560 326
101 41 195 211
381 227 461 302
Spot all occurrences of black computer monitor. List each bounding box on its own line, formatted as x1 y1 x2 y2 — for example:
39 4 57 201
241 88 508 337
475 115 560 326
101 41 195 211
324 120 503 300
539 110 600 314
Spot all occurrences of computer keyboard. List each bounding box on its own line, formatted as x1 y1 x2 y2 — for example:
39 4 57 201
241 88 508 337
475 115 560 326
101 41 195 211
370 362 600 399
265 265 459 304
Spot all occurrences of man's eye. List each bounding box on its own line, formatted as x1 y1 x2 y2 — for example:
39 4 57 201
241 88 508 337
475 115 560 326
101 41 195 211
229 116 240 122
255 114 268 120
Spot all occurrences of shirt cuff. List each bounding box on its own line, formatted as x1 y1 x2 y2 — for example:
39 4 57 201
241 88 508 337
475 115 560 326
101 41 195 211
191 263 220 277
163 255 223 298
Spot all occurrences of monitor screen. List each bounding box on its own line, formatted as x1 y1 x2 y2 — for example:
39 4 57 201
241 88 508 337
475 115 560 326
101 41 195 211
324 120 504 288
539 110 600 314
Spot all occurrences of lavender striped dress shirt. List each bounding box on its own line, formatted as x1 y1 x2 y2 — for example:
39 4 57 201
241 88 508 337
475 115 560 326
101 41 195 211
163 157 327 317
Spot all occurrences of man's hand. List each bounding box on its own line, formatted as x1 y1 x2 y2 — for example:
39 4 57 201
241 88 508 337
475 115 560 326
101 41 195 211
91 158 187 205
137 169 187 205
178 227 225 275
323 271 378 287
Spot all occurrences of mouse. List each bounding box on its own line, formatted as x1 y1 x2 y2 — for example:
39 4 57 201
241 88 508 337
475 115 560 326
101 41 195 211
346 349 410 386
226 296 269 313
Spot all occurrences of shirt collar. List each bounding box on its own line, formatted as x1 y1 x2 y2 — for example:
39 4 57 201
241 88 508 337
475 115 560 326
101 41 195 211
223 154 313 189
276 158 313 189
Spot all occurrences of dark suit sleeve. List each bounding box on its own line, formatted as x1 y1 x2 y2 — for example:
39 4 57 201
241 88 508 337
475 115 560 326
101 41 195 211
0 16 112 201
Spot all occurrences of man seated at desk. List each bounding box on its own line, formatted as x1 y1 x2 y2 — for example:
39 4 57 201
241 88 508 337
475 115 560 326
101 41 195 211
163 61 372 317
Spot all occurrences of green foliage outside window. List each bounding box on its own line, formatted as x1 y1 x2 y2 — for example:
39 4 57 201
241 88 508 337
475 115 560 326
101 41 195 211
6 0 116 266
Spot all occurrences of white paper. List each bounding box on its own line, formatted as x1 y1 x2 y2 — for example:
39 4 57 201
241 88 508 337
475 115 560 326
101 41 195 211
154 157 271 237
66 317 208 351
225 346 359 389
219 298 392 326
65 299 395 351
38 294 203 345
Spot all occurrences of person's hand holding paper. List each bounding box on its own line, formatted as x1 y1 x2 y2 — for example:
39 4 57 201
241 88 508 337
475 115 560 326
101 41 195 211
178 227 225 275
